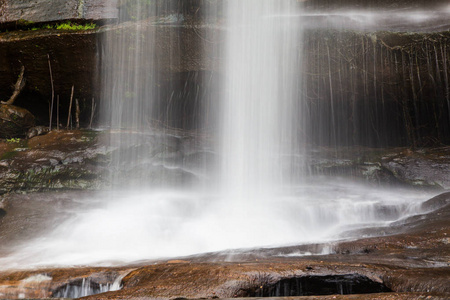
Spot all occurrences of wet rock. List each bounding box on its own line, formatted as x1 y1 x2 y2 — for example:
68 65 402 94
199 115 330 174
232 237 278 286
381 148 450 189
421 192 450 211
26 126 49 139
0 130 108 194
105 132 207 188
309 147 450 189
1 18 448 141
0 267 128 300
0 129 209 194
0 0 118 27
0 30 100 127
0 104 35 138
0 22 215 128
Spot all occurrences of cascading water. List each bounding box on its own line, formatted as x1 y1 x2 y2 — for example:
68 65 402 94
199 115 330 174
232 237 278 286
219 0 302 199
100 0 189 189
0 1 446 269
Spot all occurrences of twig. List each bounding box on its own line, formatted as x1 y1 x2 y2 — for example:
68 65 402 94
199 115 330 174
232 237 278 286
89 97 95 129
49 90 54 130
1 64 26 105
47 55 54 129
75 98 80 129
57 95 60 130
67 85 74 129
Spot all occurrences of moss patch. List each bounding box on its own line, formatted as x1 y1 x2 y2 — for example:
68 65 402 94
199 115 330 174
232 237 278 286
0 151 18 160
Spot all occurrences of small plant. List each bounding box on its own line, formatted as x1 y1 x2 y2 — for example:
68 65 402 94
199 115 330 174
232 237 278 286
55 22 96 31
29 22 96 31
6 138 21 143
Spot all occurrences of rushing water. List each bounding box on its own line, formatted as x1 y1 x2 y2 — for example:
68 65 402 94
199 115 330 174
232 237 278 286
0 1 448 270
0 181 436 268
219 0 302 201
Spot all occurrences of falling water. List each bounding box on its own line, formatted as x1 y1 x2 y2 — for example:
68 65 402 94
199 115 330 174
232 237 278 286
219 0 302 199
100 0 189 189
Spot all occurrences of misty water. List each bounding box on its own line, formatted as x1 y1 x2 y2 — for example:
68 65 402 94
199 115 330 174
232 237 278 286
0 180 436 268
0 1 448 269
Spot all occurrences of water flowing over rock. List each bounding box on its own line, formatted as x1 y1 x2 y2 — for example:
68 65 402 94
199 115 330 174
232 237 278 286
0 1 449 299
0 192 447 299
1 4 448 141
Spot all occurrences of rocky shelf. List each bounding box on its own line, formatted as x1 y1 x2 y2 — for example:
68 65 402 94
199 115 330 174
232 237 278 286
0 130 449 195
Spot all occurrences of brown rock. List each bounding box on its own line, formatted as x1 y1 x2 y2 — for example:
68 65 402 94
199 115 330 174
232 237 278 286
0 104 35 138
0 0 118 25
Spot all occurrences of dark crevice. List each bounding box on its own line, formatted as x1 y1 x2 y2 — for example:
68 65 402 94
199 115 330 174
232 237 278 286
242 274 391 297
51 278 113 298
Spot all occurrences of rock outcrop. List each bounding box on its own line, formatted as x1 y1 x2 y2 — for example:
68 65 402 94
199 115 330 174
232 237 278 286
0 104 35 138
0 0 118 28
0 129 210 194
0 130 107 194
310 147 450 189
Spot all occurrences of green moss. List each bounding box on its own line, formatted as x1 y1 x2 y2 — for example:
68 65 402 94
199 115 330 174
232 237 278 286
1 151 18 160
6 138 28 149
6 138 21 143
18 165 101 191
30 22 96 32
55 21 96 31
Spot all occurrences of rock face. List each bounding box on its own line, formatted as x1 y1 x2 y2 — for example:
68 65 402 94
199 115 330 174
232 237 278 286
1 27 448 144
310 147 450 189
381 148 450 189
0 0 118 27
0 130 448 194
0 129 211 194
0 104 35 138
1 1 449 144
0 130 107 194
0 22 217 128
0 29 100 126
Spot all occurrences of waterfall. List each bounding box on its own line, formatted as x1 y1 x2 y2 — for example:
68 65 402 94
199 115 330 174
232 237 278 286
100 0 190 189
0 1 444 269
219 0 303 199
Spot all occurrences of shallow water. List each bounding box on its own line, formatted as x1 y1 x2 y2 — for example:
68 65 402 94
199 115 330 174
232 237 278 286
0 178 437 269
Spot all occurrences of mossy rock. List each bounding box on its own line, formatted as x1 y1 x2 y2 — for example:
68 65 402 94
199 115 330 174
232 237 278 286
0 104 35 138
